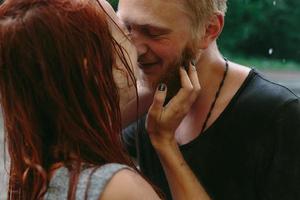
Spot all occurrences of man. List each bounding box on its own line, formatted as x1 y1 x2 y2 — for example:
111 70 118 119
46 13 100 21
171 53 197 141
118 0 300 199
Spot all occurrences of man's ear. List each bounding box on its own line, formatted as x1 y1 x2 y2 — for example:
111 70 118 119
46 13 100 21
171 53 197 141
199 12 224 49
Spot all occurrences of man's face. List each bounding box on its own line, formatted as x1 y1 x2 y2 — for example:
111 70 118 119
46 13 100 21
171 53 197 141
118 0 194 89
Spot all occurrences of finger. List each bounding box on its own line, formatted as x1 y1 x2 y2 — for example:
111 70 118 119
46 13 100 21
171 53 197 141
146 83 167 132
179 66 193 89
188 62 201 92
164 68 195 116
166 67 194 107
176 63 201 102
150 83 167 111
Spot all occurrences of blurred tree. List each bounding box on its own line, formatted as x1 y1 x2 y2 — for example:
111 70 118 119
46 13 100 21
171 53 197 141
219 0 300 62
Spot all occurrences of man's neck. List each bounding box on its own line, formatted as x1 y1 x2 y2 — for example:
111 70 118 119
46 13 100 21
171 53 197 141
175 47 251 145
194 45 225 100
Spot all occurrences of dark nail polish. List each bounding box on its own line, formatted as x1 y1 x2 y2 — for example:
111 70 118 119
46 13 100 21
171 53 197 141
158 83 166 91
183 61 189 70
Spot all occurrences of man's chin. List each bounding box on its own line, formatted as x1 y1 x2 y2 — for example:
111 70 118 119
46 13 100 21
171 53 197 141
138 71 161 90
138 61 181 95
164 67 181 101
144 65 181 100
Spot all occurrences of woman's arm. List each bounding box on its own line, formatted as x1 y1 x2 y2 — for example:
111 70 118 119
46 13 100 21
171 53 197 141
146 64 211 200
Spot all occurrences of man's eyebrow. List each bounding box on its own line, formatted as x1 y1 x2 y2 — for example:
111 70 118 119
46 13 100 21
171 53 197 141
140 24 172 32
121 16 169 29
124 21 172 33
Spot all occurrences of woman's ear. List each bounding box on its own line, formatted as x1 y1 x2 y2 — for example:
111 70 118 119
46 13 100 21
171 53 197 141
198 12 224 49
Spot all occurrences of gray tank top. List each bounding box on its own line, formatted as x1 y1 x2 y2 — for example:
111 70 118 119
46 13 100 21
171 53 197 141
44 163 130 200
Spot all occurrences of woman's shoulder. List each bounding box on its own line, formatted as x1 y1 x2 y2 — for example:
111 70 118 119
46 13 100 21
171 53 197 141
44 163 129 199
76 163 133 199
77 163 160 200
45 163 160 200
100 167 160 200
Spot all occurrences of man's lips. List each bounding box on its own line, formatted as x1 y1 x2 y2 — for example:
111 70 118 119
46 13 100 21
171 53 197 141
138 62 161 75
138 62 159 69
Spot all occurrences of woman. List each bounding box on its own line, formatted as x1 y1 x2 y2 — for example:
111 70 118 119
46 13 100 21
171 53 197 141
0 0 207 199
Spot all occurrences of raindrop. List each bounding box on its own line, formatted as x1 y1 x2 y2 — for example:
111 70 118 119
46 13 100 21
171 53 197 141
273 1 277 6
268 48 273 55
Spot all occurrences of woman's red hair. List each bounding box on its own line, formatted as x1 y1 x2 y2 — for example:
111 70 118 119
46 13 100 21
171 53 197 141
0 0 136 199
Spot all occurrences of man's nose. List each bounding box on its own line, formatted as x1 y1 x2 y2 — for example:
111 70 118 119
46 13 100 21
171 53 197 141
130 33 148 57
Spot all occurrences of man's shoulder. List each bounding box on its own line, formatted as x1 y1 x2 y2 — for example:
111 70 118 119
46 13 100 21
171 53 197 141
122 115 147 153
123 115 147 134
237 69 298 106
223 69 299 124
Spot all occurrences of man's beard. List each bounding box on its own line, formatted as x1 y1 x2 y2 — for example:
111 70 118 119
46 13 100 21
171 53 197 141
159 46 195 103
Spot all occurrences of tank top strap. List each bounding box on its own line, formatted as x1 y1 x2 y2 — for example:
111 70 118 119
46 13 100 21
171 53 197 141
76 163 131 200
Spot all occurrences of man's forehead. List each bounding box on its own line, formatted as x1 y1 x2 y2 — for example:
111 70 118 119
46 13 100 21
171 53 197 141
118 13 168 29
118 0 185 28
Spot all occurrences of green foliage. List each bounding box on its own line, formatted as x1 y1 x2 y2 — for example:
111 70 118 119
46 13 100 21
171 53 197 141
107 0 118 10
219 0 300 63
223 51 300 71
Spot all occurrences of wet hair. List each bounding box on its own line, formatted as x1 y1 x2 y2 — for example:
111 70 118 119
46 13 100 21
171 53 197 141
0 0 136 199
181 0 227 36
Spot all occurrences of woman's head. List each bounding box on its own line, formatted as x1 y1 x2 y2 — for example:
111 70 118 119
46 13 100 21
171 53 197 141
0 0 136 198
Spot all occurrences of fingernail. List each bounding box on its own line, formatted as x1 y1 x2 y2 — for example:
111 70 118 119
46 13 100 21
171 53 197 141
191 60 196 66
158 83 166 91
183 61 189 71
191 65 196 71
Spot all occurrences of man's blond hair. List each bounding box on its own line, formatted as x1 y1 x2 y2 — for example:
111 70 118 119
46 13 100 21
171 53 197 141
181 0 227 37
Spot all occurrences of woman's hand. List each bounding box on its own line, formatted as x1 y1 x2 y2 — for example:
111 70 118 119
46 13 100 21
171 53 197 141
146 63 211 200
146 63 201 149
